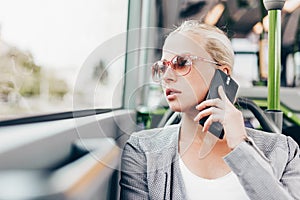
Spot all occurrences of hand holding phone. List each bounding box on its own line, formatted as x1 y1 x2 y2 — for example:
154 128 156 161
198 69 239 139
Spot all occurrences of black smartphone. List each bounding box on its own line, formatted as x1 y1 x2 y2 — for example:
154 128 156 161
199 69 239 139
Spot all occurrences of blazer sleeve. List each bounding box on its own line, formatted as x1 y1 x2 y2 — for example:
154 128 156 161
119 135 150 200
224 136 300 200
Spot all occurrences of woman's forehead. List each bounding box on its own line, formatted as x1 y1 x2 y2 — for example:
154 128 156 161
162 32 209 59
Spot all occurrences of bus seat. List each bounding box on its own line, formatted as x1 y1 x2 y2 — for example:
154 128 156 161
157 97 281 134
235 97 281 134
0 138 120 200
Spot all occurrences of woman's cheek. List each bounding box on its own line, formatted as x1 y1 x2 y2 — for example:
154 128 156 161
186 79 208 104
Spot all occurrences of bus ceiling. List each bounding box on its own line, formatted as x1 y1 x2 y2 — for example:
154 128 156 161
154 0 299 47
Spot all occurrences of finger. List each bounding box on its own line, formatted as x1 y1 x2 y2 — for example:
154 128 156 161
202 113 223 132
194 107 218 122
196 98 223 111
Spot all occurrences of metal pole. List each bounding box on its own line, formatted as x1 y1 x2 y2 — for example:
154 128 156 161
263 0 285 132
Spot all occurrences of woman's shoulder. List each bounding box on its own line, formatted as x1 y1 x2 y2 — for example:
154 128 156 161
246 128 299 156
126 124 180 152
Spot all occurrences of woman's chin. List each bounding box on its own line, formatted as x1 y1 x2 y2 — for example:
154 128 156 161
170 107 182 112
168 102 198 113
168 103 182 112
168 104 190 112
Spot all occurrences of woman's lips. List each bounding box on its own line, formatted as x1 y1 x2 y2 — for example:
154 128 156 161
165 88 182 100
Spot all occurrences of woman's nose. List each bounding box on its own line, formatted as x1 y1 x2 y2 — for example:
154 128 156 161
162 66 177 83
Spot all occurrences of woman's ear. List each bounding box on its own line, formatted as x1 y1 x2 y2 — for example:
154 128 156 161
218 65 231 75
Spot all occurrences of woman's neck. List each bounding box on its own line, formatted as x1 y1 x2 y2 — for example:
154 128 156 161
179 112 231 157
181 110 204 133
179 112 205 147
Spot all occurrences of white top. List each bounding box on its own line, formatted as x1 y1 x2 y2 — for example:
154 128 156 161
179 157 250 200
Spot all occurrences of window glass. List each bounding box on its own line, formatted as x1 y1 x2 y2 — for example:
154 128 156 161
0 0 128 120
232 38 259 87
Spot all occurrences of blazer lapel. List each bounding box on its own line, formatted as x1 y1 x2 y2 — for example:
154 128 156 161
147 147 187 200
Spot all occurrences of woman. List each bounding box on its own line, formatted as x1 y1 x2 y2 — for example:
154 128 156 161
120 20 300 199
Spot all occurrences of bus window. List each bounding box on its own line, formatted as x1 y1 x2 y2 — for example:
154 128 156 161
0 0 128 120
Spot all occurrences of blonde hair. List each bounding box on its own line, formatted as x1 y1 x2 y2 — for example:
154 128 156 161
169 20 234 70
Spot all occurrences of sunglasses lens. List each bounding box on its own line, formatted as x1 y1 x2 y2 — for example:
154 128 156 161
151 56 192 82
172 55 191 75
151 61 166 82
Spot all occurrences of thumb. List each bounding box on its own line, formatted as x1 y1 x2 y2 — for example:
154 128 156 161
218 85 227 101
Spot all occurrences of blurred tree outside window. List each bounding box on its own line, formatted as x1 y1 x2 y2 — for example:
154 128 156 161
0 0 128 120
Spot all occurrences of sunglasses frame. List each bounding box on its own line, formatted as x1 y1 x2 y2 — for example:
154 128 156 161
151 54 221 82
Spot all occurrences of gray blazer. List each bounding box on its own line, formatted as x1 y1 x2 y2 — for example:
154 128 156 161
120 125 300 200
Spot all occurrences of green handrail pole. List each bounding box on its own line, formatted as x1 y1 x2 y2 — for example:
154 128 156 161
263 0 285 132
267 10 282 110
